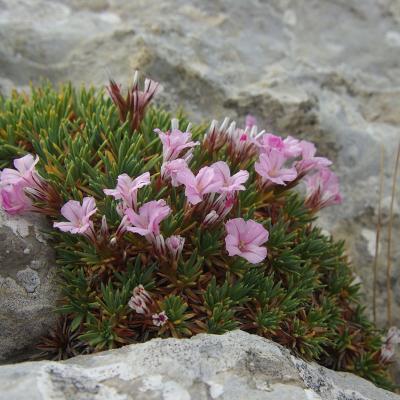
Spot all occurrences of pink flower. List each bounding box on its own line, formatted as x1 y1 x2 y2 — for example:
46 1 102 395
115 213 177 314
258 133 285 153
125 199 171 236
283 136 303 158
255 150 297 185
165 235 185 260
258 134 302 158
152 311 168 327
245 114 257 129
0 154 44 215
0 182 32 215
104 172 150 210
304 168 342 210
128 285 152 314
155 125 199 162
161 159 189 187
296 140 332 174
225 218 269 264
0 154 39 186
210 161 249 194
53 197 97 234
177 167 222 205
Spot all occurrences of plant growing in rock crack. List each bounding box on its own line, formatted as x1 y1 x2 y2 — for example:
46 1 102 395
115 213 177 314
0 73 395 390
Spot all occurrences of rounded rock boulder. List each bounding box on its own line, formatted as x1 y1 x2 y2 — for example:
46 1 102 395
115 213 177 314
0 209 59 363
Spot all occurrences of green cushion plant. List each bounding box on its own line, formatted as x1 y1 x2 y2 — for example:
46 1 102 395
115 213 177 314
0 73 394 389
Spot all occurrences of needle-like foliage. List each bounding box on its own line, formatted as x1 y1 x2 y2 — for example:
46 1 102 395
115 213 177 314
0 79 394 390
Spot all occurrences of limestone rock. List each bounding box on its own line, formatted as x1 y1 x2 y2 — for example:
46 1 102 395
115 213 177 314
0 330 398 400
0 209 59 363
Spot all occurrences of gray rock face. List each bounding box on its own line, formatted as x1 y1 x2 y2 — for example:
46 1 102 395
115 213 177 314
0 209 59 363
0 0 399 326
0 330 398 400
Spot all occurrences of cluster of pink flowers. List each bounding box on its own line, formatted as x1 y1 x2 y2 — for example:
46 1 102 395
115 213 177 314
201 114 341 211
1 116 342 272
128 284 168 327
0 154 42 215
255 132 330 185
0 111 345 328
252 124 341 209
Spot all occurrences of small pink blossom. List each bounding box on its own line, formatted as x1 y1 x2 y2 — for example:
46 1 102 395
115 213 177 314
225 218 269 264
0 154 39 186
128 285 152 314
104 172 150 210
245 114 257 129
255 150 298 186
165 235 185 260
258 134 302 158
0 182 32 215
177 167 222 205
0 154 43 215
210 161 249 194
155 126 199 162
304 168 342 210
258 133 285 153
296 140 332 174
152 311 168 327
53 197 97 234
125 199 171 236
161 159 189 187
283 136 303 158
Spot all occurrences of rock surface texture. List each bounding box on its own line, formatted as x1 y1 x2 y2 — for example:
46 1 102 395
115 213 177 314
0 330 398 400
0 209 59 363
0 1 399 323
